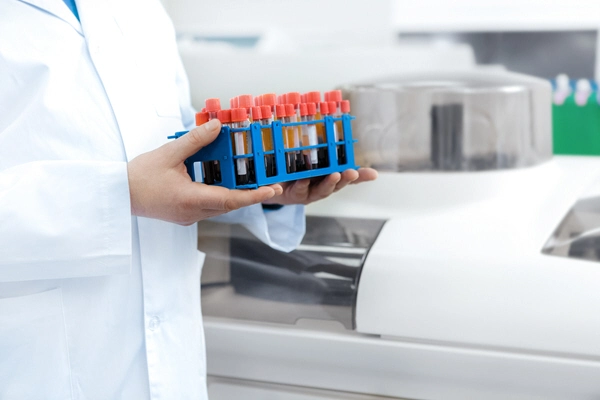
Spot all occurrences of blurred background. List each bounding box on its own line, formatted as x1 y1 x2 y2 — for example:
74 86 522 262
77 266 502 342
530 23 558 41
160 0 600 109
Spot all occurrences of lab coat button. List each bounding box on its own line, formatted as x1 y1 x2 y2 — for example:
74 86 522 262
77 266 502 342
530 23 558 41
148 316 160 331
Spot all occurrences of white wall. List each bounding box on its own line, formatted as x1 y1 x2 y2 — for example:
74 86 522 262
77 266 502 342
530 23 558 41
392 0 600 31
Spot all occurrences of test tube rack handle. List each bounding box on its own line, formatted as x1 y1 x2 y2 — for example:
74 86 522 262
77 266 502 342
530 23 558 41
170 114 359 189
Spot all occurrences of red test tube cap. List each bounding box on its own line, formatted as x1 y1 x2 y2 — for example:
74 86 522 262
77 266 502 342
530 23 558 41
251 106 262 120
341 100 351 113
230 97 239 109
326 90 342 103
231 107 248 122
306 91 321 104
205 98 221 112
217 109 231 124
195 111 209 126
275 104 286 118
320 102 330 115
254 95 262 107
286 92 301 105
238 94 253 109
285 104 294 117
328 101 337 114
299 103 308 117
201 107 207 113
306 102 316 116
260 105 273 119
262 93 277 106
301 93 307 103
278 94 286 105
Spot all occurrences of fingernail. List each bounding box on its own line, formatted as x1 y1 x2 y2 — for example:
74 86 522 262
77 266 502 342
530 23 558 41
204 119 221 132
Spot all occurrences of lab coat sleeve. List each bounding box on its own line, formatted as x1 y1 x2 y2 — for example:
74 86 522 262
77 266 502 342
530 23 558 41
172 53 306 252
0 161 132 282
209 205 306 253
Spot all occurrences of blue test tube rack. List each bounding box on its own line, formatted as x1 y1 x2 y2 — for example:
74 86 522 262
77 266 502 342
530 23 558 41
169 115 358 189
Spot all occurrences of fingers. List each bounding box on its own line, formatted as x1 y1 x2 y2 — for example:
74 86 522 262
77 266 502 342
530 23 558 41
190 185 277 212
307 172 340 203
334 169 359 192
165 119 222 165
351 167 378 184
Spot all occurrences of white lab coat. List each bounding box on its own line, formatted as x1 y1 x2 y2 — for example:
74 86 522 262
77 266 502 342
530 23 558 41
0 0 305 399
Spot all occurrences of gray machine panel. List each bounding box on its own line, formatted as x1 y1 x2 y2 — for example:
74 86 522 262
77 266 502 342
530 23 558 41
199 216 387 330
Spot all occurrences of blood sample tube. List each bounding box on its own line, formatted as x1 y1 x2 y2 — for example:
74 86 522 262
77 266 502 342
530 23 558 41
261 93 277 119
238 95 253 112
195 111 209 127
276 104 296 173
205 98 221 120
301 103 319 169
230 108 252 185
329 100 346 164
260 105 276 177
193 111 215 184
318 101 330 167
286 92 306 170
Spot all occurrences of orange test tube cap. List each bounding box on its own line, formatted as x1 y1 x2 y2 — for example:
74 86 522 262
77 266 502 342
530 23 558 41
230 97 239 108
217 109 231 124
254 95 262 107
260 105 273 119
275 104 286 118
328 101 337 114
195 111 209 126
306 91 321 104
230 107 248 123
205 98 221 112
277 94 286 105
285 104 294 117
251 106 262 120
341 100 351 113
306 102 316 116
286 92 301 105
262 93 277 106
320 102 330 115
238 95 253 109
299 103 308 117
326 90 342 103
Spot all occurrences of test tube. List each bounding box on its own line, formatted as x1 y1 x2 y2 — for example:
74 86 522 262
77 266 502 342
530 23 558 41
238 95 253 112
260 105 276 177
276 104 296 173
194 111 214 184
575 79 592 106
301 103 319 169
286 92 306 171
230 108 252 185
318 101 330 168
553 74 571 105
205 98 221 120
328 98 346 164
261 93 278 119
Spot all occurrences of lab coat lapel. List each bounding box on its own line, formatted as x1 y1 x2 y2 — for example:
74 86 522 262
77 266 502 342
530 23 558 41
75 0 167 160
17 0 82 35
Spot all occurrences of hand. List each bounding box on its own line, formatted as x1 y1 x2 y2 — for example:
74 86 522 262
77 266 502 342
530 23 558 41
127 119 283 225
262 167 378 206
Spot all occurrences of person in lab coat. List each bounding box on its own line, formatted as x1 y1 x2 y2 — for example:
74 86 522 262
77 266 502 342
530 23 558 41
0 0 376 399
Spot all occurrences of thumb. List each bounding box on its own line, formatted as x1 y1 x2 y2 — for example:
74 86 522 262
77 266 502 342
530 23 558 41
168 119 222 164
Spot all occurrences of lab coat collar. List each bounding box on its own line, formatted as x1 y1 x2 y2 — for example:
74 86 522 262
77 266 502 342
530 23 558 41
17 0 83 35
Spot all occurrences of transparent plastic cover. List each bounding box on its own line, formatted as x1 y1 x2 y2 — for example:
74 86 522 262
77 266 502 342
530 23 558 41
543 196 600 263
198 216 386 330
343 70 553 172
